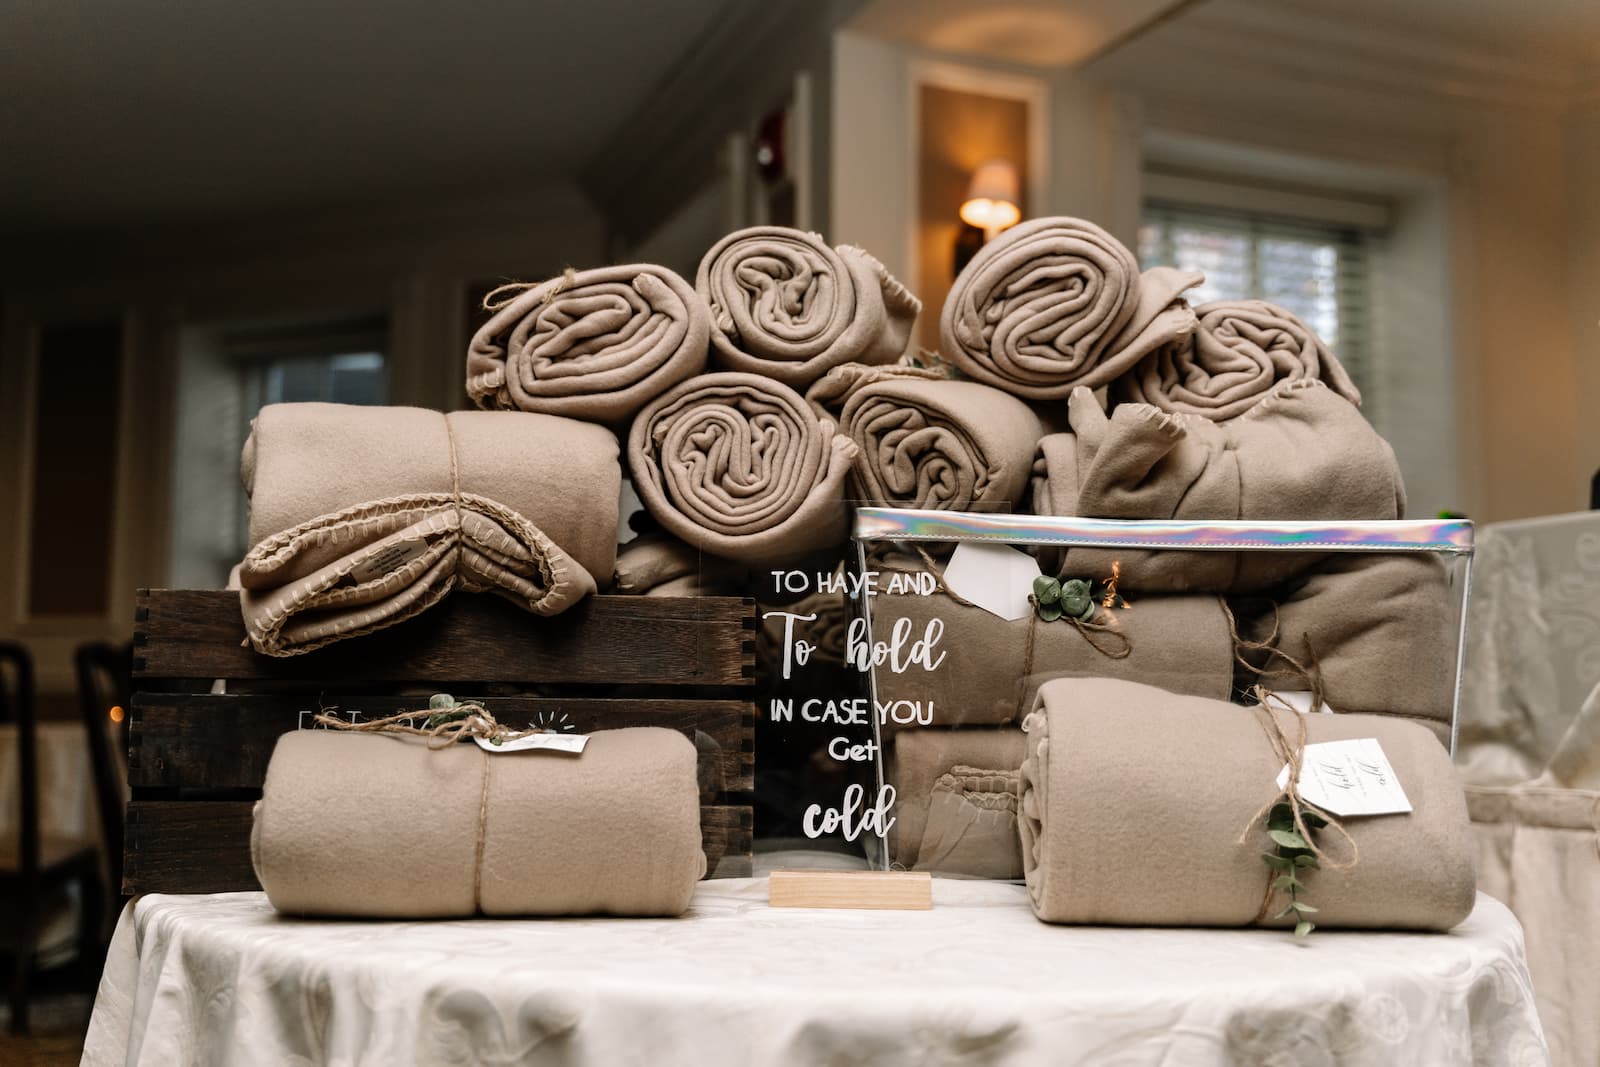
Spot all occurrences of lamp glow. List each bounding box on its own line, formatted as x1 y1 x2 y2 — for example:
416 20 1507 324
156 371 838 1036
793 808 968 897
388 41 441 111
959 159 1021 239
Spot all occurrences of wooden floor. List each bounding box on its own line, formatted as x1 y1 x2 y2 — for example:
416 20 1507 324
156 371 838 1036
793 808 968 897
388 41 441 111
0 993 91 1067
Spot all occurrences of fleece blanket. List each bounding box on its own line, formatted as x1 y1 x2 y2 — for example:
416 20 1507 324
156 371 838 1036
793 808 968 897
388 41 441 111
1019 677 1475 930
252 727 704 918
1031 381 1405 593
1114 299 1362 420
238 403 619 655
805 362 1042 511
697 227 920 388
940 216 1201 399
888 727 1027 878
628 372 856 563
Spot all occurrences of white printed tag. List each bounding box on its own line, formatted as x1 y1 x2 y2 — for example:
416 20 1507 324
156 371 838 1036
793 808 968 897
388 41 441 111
941 541 1041 622
1275 738 1412 817
474 731 589 755
350 538 430 584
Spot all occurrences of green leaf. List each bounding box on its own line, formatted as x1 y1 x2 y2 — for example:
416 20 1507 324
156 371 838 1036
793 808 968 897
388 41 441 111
1295 920 1315 938
1268 803 1296 831
1293 855 1320 869
1037 601 1063 622
1289 901 1319 913
429 693 457 710
1262 853 1294 871
1274 904 1298 920
1302 809 1329 830
1062 592 1093 618
1268 829 1310 850
1033 576 1061 604
1272 875 1302 892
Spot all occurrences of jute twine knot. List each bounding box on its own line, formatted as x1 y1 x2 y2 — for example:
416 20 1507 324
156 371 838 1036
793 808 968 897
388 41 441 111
312 700 547 750
481 267 580 313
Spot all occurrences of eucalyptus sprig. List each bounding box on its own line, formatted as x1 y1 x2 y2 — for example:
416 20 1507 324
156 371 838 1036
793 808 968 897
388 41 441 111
1031 576 1096 622
1262 800 1330 938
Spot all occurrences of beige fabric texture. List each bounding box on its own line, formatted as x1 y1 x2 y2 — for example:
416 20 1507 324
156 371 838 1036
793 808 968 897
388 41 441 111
612 532 747 596
1247 554 1458 745
238 404 619 655
697 227 920 388
1019 678 1476 930
1032 381 1406 593
465 264 709 426
888 728 1027 877
940 216 1202 399
1468 785 1600 1067
805 362 1042 511
1114 299 1363 420
628 372 857 563
251 727 705 919
871 582 1233 729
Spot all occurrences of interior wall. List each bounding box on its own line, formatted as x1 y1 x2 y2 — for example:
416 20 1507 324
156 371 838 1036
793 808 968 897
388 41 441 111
0 180 606 695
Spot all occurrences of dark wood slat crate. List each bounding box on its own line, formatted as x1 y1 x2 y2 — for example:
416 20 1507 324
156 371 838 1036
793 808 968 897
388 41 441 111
128 590 757 894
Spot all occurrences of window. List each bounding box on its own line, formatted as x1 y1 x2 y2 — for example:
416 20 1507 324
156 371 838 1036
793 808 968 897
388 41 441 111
1139 196 1382 396
167 315 389 588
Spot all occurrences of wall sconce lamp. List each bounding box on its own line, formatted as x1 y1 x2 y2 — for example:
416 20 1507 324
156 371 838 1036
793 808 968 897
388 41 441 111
959 159 1021 241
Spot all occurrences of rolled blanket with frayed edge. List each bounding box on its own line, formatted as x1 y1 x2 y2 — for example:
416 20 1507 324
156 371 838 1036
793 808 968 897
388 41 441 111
941 216 1202 399
698 227 921 388
1113 298 1362 421
628 371 856 564
466 264 710 426
1018 677 1475 930
805 362 1042 511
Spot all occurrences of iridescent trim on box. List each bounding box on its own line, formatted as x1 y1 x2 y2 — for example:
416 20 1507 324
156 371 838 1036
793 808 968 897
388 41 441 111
851 508 1474 554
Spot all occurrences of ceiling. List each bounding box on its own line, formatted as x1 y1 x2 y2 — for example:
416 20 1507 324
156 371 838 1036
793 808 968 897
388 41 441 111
1272 0 1600 66
846 0 1192 68
0 0 739 236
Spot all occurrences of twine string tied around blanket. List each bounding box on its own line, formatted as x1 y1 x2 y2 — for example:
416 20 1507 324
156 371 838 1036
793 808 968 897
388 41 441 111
311 701 549 750
481 267 580 313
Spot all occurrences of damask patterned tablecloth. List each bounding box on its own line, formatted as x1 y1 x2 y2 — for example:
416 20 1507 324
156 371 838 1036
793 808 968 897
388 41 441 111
83 880 1546 1067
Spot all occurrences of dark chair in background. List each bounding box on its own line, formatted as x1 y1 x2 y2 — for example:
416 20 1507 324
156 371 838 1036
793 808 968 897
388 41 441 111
74 641 131 944
0 642 103 1035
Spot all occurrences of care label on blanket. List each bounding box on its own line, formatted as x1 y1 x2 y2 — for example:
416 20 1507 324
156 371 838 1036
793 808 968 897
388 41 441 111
349 538 430 584
474 732 590 755
941 542 1041 621
1275 739 1413 817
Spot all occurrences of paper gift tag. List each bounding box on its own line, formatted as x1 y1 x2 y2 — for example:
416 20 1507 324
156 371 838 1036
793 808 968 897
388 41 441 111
474 732 589 755
1275 738 1412 817
941 542 1041 622
1265 691 1339 715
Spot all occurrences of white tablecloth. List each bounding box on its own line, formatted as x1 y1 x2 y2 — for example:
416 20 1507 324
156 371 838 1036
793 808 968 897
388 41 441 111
83 881 1547 1067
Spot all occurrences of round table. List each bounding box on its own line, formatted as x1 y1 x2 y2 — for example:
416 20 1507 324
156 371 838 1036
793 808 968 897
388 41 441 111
83 880 1547 1067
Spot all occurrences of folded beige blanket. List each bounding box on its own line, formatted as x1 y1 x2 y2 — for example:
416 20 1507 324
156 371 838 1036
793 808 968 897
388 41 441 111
252 727 704 917
238 404 620 655
628 372 857 563
1245 554 1458 746
889 728 1026 877
941 216 1202 399
465 265 709 425
1114 299 1362 420
805 363 1042 511
1019 678 1475 929
697 227 920 387
1032 381 1405 593
612 532 748 596
871 579 1233 728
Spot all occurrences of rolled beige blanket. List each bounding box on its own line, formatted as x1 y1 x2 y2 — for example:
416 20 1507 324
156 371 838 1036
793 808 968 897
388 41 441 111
465 265 709 425
1114 299 1362 420
1031 381 1405 593
805 363 1042 511
251 727 705 918
238 403 619 655
941 216 1202 399
888 728 1027 877
612 532 748 596
870 576 1234 729
698 227 921 387
1019 677 1475 930
1245 554 1458 746
628 372 856 563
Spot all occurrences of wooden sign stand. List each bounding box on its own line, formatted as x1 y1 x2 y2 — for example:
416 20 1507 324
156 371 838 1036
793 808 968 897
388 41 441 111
768 869 933 910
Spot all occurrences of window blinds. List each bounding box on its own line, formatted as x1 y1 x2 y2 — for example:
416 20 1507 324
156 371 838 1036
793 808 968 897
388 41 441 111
1138 200 1377 395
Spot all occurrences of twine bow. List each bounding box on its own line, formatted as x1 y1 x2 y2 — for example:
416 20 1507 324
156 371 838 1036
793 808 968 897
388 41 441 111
313 695 547 750
480 267 580 313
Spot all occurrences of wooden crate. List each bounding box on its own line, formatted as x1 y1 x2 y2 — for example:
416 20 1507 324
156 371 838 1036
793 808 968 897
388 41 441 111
127 590 757 894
